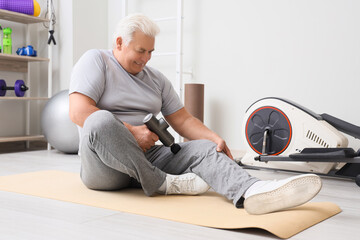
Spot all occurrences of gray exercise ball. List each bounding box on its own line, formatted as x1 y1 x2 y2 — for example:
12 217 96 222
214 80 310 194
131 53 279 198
41 90 79 153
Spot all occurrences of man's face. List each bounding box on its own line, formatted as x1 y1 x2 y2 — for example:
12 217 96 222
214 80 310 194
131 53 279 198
115 30 155 75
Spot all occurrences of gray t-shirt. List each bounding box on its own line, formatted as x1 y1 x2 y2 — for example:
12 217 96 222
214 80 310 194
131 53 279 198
69 49 183 152
69 49 183 126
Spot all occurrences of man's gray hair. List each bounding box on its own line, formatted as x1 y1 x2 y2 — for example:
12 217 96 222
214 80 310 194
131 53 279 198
112 13 160 47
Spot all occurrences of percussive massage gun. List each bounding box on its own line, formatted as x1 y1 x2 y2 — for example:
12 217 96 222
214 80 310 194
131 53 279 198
143 113 181 154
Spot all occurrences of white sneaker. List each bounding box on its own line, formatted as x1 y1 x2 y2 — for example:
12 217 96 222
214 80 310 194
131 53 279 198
165 173 210 195
244 174 322 215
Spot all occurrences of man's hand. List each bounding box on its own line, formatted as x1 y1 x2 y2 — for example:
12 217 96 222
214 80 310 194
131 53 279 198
214 138 234 160
164 108 234 160
126 124 159 152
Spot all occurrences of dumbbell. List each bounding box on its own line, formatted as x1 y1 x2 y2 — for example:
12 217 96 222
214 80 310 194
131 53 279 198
0 79 29 97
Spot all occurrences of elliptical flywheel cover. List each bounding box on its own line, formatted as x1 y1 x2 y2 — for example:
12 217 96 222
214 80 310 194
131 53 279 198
245 106 292 155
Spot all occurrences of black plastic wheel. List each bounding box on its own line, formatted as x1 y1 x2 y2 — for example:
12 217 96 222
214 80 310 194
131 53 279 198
245 106 292 155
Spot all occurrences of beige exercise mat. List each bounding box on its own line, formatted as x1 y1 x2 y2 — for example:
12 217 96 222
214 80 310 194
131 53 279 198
0 171 341 239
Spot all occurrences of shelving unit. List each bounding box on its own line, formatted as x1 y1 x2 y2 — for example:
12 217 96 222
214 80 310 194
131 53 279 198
0 9 51 145
0 53 49 73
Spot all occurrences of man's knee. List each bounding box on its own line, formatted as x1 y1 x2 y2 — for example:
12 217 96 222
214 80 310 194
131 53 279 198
83 110 120 131
82 110 130 141
194 139 217 150
187 139 217 156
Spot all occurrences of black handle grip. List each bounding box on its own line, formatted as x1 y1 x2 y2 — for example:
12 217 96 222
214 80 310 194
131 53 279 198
143 113 181 154
321 113 360 139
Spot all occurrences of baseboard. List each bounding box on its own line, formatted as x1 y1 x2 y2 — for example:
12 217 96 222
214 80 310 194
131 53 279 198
0 141 47 154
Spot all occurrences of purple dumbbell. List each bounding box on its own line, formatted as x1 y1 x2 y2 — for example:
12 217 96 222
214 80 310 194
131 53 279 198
0 79 29 97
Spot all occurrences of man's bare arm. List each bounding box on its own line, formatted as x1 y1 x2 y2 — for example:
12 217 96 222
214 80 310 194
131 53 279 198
69 92 99 127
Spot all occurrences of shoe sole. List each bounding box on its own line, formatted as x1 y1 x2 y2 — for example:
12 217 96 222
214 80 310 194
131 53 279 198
244 174 322 215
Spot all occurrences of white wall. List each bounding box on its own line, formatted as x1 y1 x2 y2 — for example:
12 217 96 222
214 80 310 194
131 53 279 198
73 0 108 64
54 0 73 91
188 0 360 151
53 0 108 92
107 0 125 48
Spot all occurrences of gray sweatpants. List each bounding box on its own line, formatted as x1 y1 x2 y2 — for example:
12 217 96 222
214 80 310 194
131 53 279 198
80 110 259 207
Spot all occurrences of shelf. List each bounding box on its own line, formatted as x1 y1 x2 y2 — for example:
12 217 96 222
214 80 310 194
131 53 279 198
0 9 49 24
0 53 49 73
0 53 49 62
0 135 45 143
0 97 49 100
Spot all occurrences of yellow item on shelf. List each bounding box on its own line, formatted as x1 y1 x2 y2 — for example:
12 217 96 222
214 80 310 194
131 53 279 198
33 0 40 17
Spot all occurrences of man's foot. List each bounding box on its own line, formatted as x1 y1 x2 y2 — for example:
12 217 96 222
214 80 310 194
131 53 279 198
165 173 210 195
243 174 322 215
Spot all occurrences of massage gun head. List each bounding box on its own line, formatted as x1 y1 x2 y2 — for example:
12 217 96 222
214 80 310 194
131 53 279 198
143 113 182 154
170 143 181 154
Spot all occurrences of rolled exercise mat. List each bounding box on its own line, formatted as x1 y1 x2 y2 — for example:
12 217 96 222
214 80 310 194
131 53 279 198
184 83 204 122
0 0 34 15
0 171 341 239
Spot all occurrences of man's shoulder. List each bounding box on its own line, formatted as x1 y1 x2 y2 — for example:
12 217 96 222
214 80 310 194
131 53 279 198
82 49 111 59
75 49 114 70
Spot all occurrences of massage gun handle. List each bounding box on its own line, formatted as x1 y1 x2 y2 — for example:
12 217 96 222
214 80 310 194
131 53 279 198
143 113 175 147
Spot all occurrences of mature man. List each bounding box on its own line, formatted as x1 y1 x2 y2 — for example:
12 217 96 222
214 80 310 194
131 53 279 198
69 14 322 215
